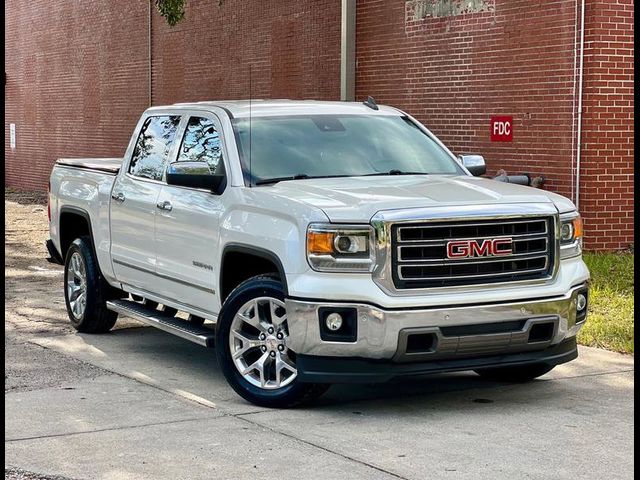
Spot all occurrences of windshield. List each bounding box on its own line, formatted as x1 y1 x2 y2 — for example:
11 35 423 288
231 115 464 185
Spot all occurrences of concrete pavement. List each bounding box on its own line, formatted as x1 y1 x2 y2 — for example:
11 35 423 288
6 327 634 479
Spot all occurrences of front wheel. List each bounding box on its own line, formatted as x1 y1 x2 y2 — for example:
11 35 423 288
474 363 555 382
216 275 330 408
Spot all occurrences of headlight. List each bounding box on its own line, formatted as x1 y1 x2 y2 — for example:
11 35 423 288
307 224 375 272
560 213 583 259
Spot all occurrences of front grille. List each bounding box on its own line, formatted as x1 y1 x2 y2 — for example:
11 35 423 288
392 217 555 289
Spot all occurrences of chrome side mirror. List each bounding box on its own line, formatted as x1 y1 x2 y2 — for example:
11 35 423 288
166 161 226 193
459 154 486 176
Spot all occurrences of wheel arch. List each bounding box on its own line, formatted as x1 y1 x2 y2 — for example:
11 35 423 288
59 205 97 258
219 243 289 302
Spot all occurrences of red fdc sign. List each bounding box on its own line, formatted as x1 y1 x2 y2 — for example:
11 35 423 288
490 116 513 142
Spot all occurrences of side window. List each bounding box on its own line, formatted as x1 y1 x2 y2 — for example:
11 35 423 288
129 115 181 180
176 116 225 174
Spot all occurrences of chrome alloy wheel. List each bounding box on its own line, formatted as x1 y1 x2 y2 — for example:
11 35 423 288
67 252 87 319
229 297 297 389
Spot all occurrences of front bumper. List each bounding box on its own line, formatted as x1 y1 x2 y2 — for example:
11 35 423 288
296 337 578 383
285 282 589 361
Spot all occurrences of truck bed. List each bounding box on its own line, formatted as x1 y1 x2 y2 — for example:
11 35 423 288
56 157 123 175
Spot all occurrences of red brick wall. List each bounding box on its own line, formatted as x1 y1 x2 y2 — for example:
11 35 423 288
5 1 150 191
356 0 633 250
578 0 634 250
5 0 633 250
4 0 341 191
150 1 340 104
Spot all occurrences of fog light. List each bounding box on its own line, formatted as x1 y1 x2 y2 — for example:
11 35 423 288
576 293 587 312
318 307 357 342
325 312 343 331
575 289 589 324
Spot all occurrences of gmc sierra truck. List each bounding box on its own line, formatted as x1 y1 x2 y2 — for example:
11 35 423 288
47 100 589 407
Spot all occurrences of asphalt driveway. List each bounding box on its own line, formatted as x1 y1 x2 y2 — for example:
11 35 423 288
5 195 635 480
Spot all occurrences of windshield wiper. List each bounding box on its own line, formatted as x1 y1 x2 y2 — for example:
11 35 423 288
362 169 430 176
255 173 355 186
254 170 429 185
255 174 310 186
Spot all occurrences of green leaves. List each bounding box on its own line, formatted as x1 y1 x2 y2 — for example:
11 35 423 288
155 0 186 27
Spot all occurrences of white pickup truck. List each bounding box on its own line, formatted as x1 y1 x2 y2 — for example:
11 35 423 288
47 99 589 407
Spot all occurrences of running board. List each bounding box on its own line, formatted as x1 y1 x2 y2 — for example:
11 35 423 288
106 299 215 348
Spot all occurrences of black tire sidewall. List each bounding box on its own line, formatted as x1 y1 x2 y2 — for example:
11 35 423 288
216 276 325 408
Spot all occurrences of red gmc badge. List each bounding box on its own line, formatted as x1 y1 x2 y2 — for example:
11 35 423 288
446 238 513 259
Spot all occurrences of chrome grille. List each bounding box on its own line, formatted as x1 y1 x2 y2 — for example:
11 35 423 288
392 217 555 288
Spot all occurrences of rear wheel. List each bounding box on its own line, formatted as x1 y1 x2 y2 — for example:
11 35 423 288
474 363 555 382
216 275 330 408
63 237 118 333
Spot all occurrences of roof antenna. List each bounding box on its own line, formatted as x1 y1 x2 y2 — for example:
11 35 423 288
363 95 379 110
249 64 252 188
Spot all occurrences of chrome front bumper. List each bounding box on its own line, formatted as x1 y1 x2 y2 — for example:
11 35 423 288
285 282 589 360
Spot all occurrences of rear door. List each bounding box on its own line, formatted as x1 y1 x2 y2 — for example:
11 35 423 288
110 114 181 291
153 113 228 314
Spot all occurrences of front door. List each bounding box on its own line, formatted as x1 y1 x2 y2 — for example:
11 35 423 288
153 114 228 314
110 114 181 292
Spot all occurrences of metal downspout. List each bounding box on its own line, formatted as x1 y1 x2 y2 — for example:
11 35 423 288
340 0 356 101
148 0 153 106
575 0 586 209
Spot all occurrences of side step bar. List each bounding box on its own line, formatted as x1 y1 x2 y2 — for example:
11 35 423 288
106 299 215 348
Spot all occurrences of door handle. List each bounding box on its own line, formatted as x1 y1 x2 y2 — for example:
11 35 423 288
111 192 125 203
156 200 172 212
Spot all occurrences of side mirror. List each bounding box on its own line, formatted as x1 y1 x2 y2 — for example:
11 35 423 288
166 162 226 193
459 154 487 176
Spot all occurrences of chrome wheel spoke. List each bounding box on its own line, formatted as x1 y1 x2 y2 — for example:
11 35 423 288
270 300 287 327
235 299 268 332
67 281 81 300
242 351 270 387
66 252 87 320
231 329 261 360
275 353 296 386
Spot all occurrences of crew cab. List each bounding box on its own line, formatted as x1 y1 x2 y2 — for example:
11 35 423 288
47 100 590 407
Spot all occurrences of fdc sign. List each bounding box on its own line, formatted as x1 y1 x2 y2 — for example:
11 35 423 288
490 116 513 142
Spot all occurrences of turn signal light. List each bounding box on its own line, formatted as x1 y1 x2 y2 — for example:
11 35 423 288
307 231 335 255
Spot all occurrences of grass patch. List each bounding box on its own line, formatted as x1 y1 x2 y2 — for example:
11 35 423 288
578 252 634 354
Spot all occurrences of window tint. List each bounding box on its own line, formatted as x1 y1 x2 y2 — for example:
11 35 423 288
129 115 181 180
176 116 224 174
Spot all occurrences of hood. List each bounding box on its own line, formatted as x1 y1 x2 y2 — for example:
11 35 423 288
266 175 576 222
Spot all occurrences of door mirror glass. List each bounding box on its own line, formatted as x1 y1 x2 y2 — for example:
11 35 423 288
166 161 226 193
459 154 486 176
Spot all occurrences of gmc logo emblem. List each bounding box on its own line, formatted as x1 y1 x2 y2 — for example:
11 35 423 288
447 238 513 258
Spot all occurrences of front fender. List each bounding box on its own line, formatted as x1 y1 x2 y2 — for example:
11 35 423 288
218 188 329 284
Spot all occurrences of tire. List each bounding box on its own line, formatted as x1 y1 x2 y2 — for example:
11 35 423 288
474 363 555 382
216 275 330 408
63 236 118 333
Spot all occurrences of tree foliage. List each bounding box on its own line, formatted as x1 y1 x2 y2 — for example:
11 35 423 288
155 0 186 27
